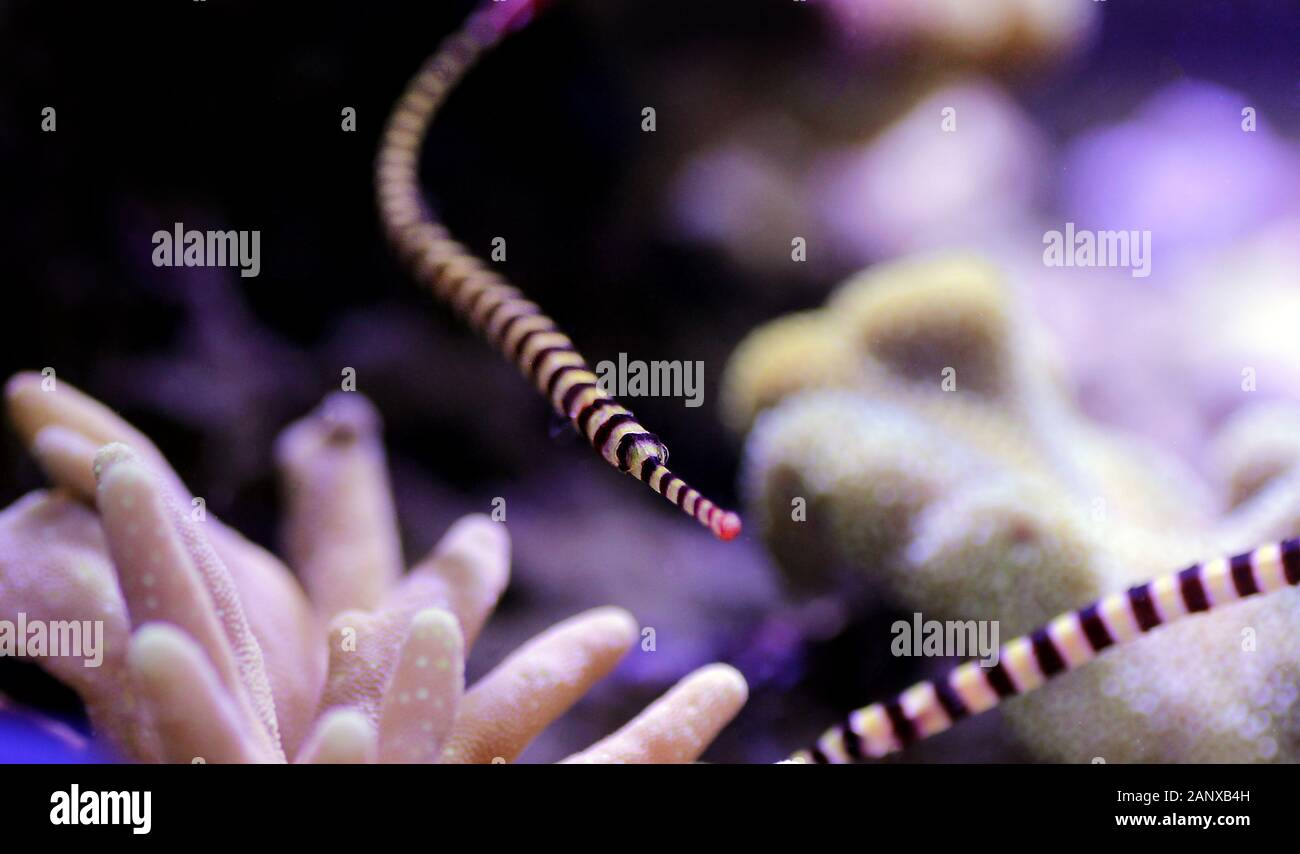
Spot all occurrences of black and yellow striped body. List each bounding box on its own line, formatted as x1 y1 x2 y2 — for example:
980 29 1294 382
793 538 1300 763
375 2 741 541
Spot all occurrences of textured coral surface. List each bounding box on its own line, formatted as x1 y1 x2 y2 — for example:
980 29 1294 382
724 255 1300 762
0 375 747 763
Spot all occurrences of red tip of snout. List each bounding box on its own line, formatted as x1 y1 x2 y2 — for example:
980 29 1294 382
715 511 742 542
481 0 547 36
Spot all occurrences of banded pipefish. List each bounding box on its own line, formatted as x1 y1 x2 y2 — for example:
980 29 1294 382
792 537 1300 762
375 0 742 541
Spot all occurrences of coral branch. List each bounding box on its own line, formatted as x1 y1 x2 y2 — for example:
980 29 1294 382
95 444 284 760
1 376 747 763
377 608 464 764
0 492 147 759
7 373 328 754
277 393 405 618
128 624 271 764
398 515 510 648
296 709 377 765
564 664 749 764
439 607 638 764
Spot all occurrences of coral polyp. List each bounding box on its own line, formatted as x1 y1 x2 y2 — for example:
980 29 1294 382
0 374 748 763
375 0 741 541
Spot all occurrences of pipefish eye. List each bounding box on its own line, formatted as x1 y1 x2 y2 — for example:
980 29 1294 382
376 1 741 541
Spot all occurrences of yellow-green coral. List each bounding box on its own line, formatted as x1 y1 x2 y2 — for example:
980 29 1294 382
722 256 1020 432
725 254 1300 762
830 256 1017 399
1211 402 1300 509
